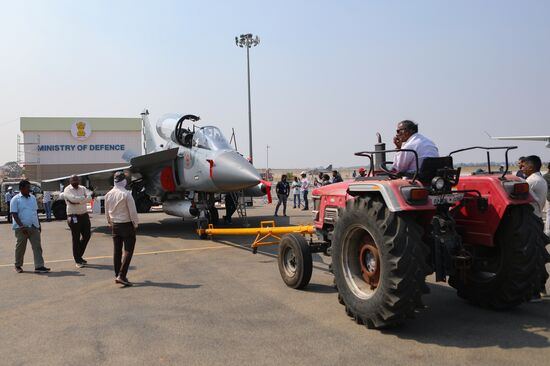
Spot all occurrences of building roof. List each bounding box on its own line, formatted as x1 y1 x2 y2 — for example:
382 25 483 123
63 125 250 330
20 117 141 132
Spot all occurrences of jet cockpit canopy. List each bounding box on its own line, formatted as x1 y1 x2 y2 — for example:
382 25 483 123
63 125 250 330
193 126 233 151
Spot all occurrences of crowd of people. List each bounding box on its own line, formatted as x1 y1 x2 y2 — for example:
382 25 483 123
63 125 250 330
7 172 139 286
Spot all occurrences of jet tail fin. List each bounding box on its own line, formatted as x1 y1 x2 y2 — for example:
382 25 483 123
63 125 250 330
141 109 161 154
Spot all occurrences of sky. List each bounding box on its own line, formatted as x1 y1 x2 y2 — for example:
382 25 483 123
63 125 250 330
0 0 549 169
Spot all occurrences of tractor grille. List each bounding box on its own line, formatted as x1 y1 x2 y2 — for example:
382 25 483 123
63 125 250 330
324 207 339 224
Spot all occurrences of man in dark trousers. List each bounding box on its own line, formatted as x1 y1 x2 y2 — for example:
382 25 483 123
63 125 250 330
59 175 92 268
274 174 290 217
105 172 139 286
11 180 50 273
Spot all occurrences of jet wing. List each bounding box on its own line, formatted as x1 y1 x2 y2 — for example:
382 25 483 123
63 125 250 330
130 148 179 174
490 134 550 148
41 166 131 191
491 135 550 141
41 148 180 191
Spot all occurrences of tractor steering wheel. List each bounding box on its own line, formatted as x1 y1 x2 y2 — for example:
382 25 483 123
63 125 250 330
379 161 401 179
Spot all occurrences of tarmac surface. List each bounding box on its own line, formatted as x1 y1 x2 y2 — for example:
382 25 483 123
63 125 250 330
0 202 549 366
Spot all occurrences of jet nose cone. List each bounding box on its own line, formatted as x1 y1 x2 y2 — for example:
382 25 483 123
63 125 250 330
212 152 260 191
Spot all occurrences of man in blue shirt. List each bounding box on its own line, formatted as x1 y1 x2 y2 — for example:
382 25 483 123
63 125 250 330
11 180 50 273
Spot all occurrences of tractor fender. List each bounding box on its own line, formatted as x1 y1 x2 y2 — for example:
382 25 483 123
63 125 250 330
347 182 434 213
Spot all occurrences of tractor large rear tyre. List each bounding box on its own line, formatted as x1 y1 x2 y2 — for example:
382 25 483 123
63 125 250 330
449 204 547 309
332 196 428 329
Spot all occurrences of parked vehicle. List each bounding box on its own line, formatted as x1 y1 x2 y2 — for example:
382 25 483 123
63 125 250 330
1 180 66 221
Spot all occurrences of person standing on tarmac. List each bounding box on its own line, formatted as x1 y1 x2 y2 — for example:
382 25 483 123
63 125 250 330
291 176 301 209
59 175 92 268
43 190 52 222
543 162 550 237
105 171 139 287
521 155 547 219
274 175 290 217
5 186 15 223
11 180 50 274
331 170 343 183
300 172 310 211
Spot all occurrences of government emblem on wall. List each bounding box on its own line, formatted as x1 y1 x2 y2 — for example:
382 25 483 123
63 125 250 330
70 120 92 141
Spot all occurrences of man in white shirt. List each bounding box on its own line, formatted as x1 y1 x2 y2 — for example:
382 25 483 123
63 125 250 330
59 175 92 268
521 155 548 219
392 120 439 174
105 171 139 286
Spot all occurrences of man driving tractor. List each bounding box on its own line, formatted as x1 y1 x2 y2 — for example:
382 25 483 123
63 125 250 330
392 120 439 173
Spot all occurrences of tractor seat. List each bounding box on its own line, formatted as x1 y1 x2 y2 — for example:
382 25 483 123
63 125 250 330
417 156 454 184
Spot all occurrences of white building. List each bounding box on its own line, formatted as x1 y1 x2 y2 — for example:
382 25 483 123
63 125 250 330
20 117 142 181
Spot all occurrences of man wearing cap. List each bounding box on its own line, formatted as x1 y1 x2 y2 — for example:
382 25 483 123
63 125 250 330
105 171 139 286
59 175 92 268
5 186 15 223
300 172 310 211
358 167 367 178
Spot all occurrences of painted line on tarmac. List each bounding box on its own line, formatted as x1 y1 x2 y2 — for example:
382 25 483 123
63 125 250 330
0 245 230 268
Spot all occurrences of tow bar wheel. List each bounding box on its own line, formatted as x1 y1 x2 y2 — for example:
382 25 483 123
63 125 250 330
278 233 313 289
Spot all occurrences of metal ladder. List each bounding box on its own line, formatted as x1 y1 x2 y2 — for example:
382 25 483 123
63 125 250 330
230 190 249 227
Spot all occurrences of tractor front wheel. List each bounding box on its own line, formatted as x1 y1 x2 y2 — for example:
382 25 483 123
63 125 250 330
332 196 428 329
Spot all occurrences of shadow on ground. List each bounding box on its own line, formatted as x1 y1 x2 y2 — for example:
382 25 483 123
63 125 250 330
44 270 85 278
381 282 550 349
134 280 201 289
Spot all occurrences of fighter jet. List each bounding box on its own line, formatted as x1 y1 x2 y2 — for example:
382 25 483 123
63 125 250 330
43 110 271 233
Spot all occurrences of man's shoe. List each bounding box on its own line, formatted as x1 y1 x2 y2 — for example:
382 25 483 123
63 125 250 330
76 262 85 268
115 276 133 286
34 266 51 273
14 266 23 273
80 259 88 265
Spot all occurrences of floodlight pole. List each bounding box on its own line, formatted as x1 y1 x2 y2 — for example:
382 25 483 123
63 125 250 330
266 144 270 173
235 33 260 164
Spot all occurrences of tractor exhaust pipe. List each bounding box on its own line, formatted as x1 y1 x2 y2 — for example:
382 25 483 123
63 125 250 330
374 133 386 171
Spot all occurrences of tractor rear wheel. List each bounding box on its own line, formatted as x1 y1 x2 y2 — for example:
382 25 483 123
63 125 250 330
278 233 313 289
332 196 428 329
449 204 547 308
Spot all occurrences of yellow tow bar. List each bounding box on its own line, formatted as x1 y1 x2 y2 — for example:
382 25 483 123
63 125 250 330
197 220 315 253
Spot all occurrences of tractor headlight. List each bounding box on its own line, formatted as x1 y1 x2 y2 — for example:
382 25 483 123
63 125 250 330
431 177 446 191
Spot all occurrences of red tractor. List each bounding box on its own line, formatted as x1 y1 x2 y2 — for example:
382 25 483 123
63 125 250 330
277 139 549 329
